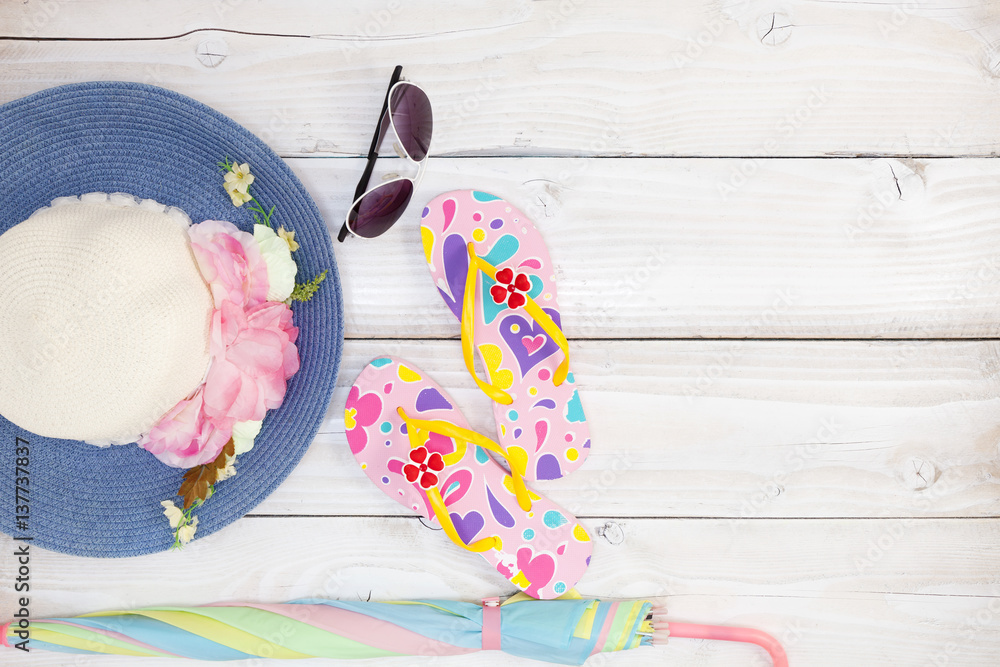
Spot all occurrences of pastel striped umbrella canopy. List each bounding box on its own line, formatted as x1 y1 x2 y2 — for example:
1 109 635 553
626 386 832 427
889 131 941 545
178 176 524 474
2 597 647 665
1 596 788 666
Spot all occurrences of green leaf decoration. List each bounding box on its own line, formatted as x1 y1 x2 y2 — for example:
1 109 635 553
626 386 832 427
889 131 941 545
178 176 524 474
287 270 328 303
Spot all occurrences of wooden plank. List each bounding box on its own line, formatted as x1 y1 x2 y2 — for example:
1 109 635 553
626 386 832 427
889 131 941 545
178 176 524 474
1 517 997 666
292 157 1000 338
254 338 1000 519
2 1 1000 156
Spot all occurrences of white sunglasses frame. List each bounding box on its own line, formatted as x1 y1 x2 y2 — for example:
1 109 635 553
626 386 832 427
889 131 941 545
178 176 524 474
342 79 431 240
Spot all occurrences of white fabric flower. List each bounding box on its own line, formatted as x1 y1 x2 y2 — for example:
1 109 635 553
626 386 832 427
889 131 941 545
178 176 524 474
178 517 199 545
226 189 252 207
161 500 184 529
216 457 237 481
224 163 254 207
278 226 299 252
225 163 254 193
232 419 263 455
253 225 297 302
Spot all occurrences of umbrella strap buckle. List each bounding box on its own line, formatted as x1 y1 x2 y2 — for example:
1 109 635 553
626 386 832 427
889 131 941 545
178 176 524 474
481 597 502 651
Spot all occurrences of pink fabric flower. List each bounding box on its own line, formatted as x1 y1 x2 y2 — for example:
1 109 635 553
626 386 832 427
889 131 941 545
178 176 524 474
140 221 304 471
140 387 234 468
188 219 270 309
203 300 300 424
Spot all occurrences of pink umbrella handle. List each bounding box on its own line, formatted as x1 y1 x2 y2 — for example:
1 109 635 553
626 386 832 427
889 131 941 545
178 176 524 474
666 622 789 667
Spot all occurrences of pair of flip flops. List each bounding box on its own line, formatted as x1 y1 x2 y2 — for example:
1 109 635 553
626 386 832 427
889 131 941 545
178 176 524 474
346 191 592 599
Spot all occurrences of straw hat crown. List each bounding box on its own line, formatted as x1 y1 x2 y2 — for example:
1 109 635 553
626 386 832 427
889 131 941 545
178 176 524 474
0 193 213 445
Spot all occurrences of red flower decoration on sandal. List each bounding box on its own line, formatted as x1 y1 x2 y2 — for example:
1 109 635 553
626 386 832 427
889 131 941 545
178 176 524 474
403 446 445 489
490 268 532 309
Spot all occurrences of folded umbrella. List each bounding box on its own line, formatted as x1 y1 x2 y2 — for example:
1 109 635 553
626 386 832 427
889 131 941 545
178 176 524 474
2 594 787 666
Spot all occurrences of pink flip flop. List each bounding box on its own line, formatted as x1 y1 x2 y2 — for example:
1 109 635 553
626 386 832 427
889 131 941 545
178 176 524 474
346 356 592 599
419 190 589 481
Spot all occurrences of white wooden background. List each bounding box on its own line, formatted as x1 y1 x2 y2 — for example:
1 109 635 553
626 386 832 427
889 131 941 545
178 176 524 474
2 1 1000 666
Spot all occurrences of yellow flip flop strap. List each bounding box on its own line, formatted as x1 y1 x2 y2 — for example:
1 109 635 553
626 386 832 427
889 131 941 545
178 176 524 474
463 243 570 396
396 408 499 553
463 245 514 404
397 408 533 517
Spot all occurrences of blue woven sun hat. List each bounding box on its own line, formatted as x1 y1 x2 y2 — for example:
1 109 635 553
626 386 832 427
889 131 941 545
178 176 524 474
0 81 343 557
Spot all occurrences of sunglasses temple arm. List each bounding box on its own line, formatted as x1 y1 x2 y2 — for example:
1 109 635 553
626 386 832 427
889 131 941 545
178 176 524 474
412 155 428 190
338 65 404 242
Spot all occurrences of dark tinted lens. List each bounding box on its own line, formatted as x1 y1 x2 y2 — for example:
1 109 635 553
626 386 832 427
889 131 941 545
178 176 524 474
389 82 433 162
347 179 414 238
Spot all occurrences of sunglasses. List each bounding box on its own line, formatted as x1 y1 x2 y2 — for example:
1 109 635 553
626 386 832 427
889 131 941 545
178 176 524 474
337 66 433 242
